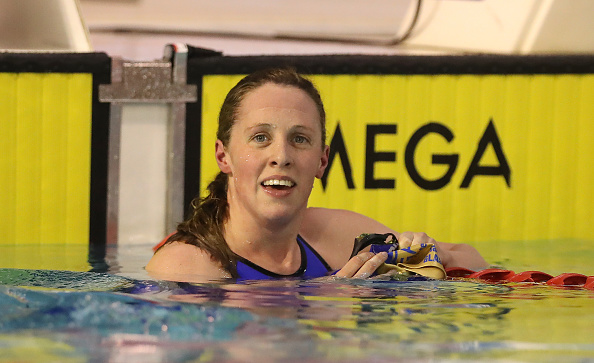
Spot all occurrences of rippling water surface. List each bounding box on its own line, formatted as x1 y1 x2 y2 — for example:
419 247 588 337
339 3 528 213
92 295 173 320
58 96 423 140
0 240 592 363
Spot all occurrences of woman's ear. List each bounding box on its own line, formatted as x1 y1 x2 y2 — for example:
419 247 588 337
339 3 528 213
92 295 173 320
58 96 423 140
215 140 231 173
315 145 330 179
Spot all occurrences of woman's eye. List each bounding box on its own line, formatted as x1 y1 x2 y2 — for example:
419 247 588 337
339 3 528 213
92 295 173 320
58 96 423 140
253 134 268 143
294 135 308 144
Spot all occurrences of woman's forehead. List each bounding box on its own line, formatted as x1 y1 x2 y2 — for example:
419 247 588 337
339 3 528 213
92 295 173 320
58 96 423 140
234 109 319 137
238 83 319 119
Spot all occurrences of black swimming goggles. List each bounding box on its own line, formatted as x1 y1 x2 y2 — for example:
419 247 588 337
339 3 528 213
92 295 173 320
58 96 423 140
349 233 399 259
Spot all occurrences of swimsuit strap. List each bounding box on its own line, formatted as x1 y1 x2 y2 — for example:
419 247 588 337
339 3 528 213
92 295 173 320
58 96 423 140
297 235 333 276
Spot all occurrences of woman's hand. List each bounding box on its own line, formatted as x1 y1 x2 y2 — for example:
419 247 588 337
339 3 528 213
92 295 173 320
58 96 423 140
396 231 436 249
333 251 388 278
398 231 488 270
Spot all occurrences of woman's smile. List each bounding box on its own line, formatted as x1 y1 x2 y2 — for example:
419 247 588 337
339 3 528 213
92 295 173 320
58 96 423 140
261 176 297 197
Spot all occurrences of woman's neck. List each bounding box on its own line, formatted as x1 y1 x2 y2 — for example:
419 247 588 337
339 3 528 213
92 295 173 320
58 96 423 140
224 205 304 272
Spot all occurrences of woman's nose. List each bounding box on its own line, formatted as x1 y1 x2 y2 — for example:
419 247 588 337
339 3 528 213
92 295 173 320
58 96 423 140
270 140 293 167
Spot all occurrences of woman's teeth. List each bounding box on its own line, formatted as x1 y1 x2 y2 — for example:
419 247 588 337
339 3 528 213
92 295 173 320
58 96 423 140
262 179 295 187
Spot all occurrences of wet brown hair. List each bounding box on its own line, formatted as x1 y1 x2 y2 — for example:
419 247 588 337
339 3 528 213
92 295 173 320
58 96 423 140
157 67 326 277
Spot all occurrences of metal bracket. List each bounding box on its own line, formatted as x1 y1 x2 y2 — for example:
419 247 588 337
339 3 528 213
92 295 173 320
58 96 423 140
98 55 197 103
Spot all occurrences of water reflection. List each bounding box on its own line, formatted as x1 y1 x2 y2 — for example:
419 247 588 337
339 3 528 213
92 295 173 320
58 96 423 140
148 276 594 361
165 277 515 347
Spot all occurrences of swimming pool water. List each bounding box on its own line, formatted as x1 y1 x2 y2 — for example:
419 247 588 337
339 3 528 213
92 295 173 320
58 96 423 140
0 240 593 363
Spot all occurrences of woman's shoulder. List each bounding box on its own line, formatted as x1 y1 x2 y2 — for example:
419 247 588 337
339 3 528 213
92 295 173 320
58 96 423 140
302 207 395 235
302 207 365 224
145 241 231 282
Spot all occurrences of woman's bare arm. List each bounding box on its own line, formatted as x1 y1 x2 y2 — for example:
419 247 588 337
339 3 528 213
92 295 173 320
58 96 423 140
432 240 488 271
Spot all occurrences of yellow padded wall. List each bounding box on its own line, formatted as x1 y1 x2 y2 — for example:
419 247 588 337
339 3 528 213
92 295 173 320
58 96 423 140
0 73 93 246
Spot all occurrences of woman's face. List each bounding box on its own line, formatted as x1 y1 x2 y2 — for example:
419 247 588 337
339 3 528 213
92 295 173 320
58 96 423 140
216 83 329 224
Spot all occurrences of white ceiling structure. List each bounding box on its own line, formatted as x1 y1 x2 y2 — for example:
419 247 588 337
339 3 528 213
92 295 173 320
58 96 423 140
2 0 593 59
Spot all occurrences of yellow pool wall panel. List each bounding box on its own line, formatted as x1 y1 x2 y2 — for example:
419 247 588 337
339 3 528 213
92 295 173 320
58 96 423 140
0 73 93 245
200 73 594 244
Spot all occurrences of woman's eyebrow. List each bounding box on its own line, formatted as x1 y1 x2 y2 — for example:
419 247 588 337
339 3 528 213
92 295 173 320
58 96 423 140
245 123 274 131
291 124 314 131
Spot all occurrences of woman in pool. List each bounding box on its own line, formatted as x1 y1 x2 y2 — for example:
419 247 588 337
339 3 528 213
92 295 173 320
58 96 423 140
146 68 488 282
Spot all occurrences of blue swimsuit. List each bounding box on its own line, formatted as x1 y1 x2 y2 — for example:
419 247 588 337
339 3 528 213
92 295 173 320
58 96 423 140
235 235 332 280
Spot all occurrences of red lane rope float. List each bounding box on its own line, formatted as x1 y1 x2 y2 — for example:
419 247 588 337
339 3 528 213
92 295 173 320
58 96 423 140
508 271 553 283
545 273 589 287
586 276 594 290
468 269 516 282
446 267 594 290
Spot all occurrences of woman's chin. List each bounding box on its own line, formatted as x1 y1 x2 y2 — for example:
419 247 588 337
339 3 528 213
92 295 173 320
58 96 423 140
258 205 305 225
